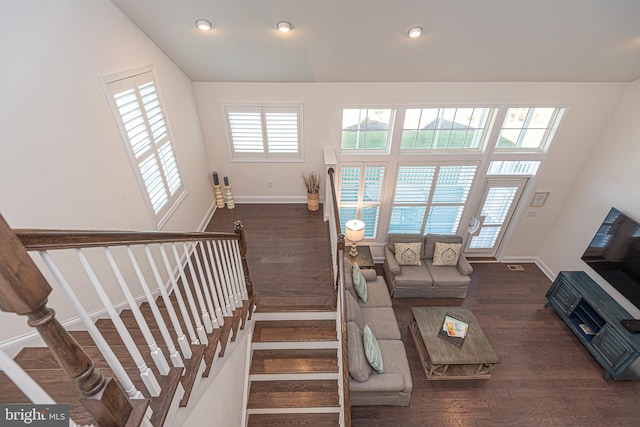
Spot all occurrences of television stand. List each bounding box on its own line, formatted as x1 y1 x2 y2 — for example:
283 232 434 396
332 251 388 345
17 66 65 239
546 271 640 380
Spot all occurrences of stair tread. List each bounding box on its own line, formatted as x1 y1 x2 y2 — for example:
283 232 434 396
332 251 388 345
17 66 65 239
247 380 339 409
255 304 335 313
250 349 338 375
247 413 340 426
252 320 337 343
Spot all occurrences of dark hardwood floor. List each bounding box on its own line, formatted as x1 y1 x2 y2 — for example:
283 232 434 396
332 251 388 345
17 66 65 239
207 204 640 426
205 203 334 310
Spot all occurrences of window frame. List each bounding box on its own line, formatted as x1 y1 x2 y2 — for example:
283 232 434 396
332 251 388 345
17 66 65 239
340 107 395 154
493 106 566 153
223 103 304 162
102 65 186 230
338 162 387 240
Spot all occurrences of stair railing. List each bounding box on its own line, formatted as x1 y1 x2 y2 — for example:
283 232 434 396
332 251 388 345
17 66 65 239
327 166 351 427
1 212 254 426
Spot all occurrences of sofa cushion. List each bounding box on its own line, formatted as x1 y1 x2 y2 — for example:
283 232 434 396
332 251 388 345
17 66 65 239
352 263 368 302
361 268 377 282
350 339 412 394
424 234 462 259
362 307 402 340
393 264 433 289
347 322 372 382
432 242 462 266
346 291 364 327
363 324 384 373
394 242 422 266
360 276 392 307
426 260 473 288
386 234 425 259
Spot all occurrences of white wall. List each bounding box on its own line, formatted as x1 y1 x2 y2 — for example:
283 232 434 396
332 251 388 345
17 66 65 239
194 81 625 256
540 79 640 317
0 0 213 343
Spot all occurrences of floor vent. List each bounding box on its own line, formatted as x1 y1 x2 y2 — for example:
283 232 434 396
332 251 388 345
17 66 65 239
507 264 525 271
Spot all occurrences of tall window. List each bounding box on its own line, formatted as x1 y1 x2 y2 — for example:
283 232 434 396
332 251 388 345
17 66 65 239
341 109 393 151
401 107 493 151
339 164 386 239
104 68 185 229
496 107 565 151
389 164 477 235
224 105 302 161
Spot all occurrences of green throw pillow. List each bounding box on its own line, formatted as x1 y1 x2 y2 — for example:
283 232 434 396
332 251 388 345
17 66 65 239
352 263 368 303
363 324 383 373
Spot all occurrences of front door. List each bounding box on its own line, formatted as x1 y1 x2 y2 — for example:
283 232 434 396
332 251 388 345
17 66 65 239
464 178 527 257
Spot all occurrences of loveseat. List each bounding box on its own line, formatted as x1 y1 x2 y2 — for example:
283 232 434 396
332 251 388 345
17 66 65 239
383 234 473 299
344 259 412 406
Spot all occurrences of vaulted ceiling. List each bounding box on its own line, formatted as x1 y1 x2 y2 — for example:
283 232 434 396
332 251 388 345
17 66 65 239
110 0 640 83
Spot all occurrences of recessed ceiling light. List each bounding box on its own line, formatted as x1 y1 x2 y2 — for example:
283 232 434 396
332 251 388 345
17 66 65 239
276 21 293 32
408 26 423 38
196 19 212 31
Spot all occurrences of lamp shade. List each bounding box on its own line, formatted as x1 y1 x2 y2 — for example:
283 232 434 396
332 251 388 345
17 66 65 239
345 219 365 243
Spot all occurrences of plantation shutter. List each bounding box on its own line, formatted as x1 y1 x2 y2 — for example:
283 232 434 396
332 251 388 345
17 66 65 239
105 70 184 228
426 165 477 234
338 165 385 239
389 166 435 234
225 105 302 159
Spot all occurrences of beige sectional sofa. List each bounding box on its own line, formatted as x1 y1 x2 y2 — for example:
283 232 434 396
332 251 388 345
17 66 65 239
383 234 473 299
344 259 413 407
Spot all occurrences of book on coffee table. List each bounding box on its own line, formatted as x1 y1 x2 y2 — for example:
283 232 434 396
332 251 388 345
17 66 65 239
438 313 469 348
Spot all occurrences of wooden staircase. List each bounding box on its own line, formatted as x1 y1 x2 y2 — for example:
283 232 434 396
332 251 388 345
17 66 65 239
0 294 252 426
246 308 341 426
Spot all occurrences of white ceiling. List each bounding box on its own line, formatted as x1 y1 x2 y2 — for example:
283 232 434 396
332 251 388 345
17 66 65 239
110 0 640 83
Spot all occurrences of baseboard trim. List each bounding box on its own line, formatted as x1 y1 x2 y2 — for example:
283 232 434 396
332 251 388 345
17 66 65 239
232 195 324 204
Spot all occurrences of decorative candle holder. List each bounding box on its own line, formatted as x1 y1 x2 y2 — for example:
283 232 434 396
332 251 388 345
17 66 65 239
212 172 225 208
224 176 235 209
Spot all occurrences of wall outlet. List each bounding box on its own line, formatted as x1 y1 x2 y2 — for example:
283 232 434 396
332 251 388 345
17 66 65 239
267 180 273 187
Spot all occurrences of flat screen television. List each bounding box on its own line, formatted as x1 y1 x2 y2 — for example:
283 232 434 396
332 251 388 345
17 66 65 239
581 207 640 310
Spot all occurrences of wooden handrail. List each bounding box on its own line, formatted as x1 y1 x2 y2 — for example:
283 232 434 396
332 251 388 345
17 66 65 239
327 167 351 426
0 213 135 426
15 229 240 251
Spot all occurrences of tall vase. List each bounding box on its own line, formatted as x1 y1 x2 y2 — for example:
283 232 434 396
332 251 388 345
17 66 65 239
307 193 319 211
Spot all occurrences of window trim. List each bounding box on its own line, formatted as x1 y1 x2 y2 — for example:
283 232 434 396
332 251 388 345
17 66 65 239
222 103 304 163
102 65 186 230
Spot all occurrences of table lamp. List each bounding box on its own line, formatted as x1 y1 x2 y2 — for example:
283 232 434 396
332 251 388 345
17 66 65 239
345 219 365 257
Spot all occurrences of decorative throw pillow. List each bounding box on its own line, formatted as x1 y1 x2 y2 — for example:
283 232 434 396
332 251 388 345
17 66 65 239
394 242 422 266
432 242 462 266
363 324 384 373
352 263 368 303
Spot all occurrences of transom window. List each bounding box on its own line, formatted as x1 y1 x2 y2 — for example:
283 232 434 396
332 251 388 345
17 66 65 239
224 105 303 161
341 108 393 151
496 107 565 151
339 164 386 239
401 107 494 151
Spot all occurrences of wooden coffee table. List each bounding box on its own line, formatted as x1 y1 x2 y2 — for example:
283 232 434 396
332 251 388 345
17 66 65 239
409 307 500 380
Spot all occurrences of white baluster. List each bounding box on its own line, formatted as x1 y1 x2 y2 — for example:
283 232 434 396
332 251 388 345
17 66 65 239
225 240 243 304
105 248 170 376
207 240 230 326
231 240 249 300
194 241 219 328
211 241 235 313
158 245 200 346
217 240 238 310
0 350 80 427
77 249 161 397
127 246 184 368
182 242 214 333
40 252 144 400
171 244 208 345
145 244 192 360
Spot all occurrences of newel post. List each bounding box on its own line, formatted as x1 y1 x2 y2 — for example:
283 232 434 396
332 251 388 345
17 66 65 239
233 220 253 297
0 214 133 427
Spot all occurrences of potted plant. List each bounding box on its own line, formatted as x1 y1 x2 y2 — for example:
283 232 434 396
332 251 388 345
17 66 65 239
302 169 321 211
